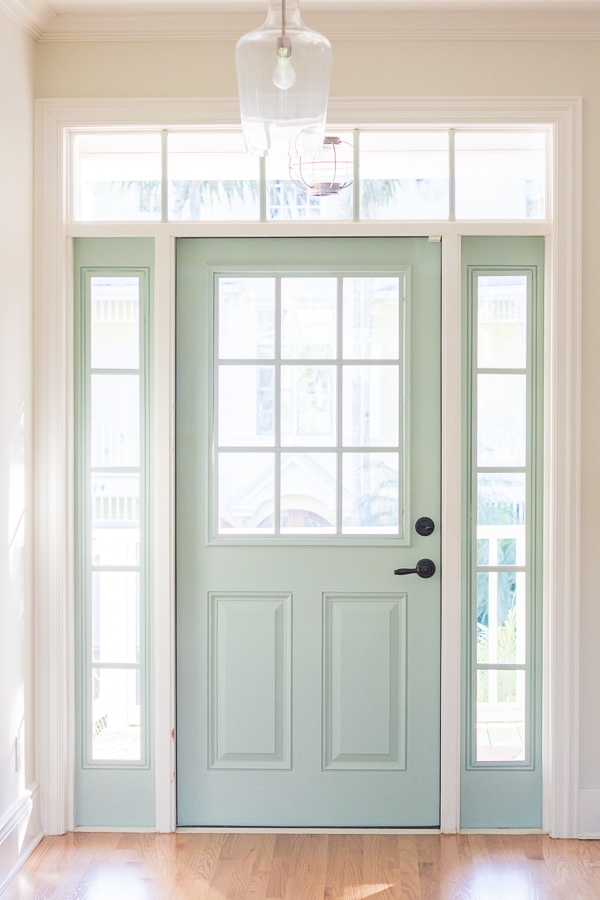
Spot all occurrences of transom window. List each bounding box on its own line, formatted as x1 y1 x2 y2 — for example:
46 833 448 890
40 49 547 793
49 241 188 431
71 128 549 224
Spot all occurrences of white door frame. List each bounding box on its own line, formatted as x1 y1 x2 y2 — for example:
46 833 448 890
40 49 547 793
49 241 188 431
33 95 582 837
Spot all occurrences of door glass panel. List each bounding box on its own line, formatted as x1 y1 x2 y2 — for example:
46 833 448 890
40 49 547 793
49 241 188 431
73 133 162 222
91 668 141 761
219 366 275 446
218 453 275 534
360 131 449 220
476 669 526 762
91 374 140 467
168 131 260 221
477 374 526 467
343 277 400 360
280 453 337 534
218 278 275 360
341 452 400 535
477 275 527 369
91 276 139 369
342 366 399 447
281 278 337 359
455 131 546 220
92 572 140 664
281 366 336 446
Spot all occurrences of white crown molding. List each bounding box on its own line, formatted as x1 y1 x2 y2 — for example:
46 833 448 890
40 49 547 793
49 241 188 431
0 0 55 39
38 9 600 41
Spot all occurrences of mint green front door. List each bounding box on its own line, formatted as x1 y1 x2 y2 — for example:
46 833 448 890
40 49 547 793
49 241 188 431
176 237 441 826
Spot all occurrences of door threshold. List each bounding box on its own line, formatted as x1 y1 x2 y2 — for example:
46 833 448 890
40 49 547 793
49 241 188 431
176 826 442 834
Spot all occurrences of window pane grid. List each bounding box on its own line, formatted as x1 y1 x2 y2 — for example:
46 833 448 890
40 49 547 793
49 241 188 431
82 272 147 765
471 271 531 766
72 128 549 224
215 273 404 538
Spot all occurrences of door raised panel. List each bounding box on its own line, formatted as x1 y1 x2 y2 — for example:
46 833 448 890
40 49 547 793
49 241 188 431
209 593 292 769
323 593 407 770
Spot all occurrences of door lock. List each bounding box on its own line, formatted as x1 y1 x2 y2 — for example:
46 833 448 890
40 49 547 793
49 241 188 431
394 558 436 579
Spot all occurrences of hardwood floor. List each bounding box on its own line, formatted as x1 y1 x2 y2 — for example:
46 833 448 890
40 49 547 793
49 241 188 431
4 832 600 899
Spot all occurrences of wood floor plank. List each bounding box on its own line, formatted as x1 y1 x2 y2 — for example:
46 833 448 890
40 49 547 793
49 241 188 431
363 833 403 900
265 833 296 900
6 831 600 899
283 833 328 900
323 833 363 900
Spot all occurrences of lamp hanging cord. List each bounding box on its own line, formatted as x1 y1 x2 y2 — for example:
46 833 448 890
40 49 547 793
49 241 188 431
278 0 291 57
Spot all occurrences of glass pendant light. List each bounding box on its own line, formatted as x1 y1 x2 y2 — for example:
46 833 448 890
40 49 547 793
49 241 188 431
235 0 333 157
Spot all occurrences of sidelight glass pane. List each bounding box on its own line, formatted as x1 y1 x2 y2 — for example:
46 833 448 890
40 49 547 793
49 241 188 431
281 278 337 359
476 669 526 762
92 572 140 664
91 374 140 467
342 365 399 447
476 571 526 665
90 277 139 369
477 374 526 467
343 277 400 360
342 452 399 534
477 473 525 528
73 132 161 222
91 668 141 761
92 473 140 567
281 366 336 446
218 453 275 534
360 131 449 220
219 366 275 446
455 131 546 220
280 453 337 533
168 131 260 221
477 275 527 369
218 278 275 359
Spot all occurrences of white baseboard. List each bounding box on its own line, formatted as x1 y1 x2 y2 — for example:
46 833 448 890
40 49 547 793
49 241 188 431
0 785 44 895
579 789 600 838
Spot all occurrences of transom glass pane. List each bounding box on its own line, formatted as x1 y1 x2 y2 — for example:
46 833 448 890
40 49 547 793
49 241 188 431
73 132 162 222
360 131 449 220
168 131 260 221
266 134 354 221
455 131 546 220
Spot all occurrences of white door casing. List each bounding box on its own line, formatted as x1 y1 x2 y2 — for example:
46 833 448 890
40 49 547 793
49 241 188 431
33 96 581 836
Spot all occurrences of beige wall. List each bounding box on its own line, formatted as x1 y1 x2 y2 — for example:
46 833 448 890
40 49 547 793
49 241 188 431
34 35 600 794
0 5 34 847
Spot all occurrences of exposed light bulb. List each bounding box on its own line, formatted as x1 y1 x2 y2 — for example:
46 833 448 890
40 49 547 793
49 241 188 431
273 52 296 90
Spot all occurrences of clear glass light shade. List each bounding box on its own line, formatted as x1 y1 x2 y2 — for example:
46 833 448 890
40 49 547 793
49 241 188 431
235 0 333 157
